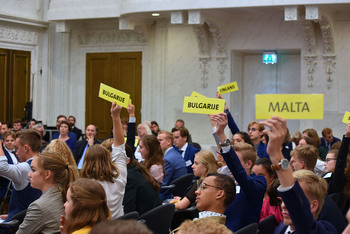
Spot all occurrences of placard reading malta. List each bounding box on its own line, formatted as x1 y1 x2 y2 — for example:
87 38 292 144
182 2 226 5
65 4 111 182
98 83 130 108
217 81 239 95
255 94 324 119
183 96 225 115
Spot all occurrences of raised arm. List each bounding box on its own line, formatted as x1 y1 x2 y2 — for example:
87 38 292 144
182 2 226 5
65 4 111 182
260 117 294 188
216 92 240 135
111 102 124 147
126 104 136 152
328 124 350 194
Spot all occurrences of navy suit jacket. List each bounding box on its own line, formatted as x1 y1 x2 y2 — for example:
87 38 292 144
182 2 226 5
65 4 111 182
174 144 200 173
257 141 269 158
160 147 187 201
222 147 266 232
274 181 337 234
321 137 341 150
73 139 100 164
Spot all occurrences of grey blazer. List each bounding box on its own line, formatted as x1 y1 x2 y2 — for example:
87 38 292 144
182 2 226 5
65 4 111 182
16 185 64 234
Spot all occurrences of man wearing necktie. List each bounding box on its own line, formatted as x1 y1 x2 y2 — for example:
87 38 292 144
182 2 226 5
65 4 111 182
172 127 199 174
320 128 341 152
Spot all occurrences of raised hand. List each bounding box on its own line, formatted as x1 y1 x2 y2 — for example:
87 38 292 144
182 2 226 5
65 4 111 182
210 113 228 143
127 104 135 117
110 101 122 118
259 116 287 163
346 124 350 138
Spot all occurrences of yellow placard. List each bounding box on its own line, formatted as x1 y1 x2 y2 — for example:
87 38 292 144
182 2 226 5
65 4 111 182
255 94 324 119
183 96 225 115
191 91 206 98
98 83 130 108
217 81 239 95
342 111 350 124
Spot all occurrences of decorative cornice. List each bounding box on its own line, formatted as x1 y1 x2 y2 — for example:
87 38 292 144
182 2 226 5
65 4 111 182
77 26 147 45
0 14 48 28
0 25 38 45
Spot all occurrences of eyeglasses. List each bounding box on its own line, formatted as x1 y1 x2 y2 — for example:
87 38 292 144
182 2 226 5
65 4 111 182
248 128 257 132
197 182 222 191
325 158 337 163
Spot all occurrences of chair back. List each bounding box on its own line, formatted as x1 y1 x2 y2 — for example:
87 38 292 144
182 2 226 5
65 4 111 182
170 174 194 197
115 211 139 220
0 208 28 232
235 222 258 234
258 215 275 234
138 203 175 234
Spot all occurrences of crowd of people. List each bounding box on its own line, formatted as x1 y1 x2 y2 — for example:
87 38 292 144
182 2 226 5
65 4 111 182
0 95 350 233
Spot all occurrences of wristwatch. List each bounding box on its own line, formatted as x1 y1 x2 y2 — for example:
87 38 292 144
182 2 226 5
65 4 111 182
219 139 231 147
271 158 289 171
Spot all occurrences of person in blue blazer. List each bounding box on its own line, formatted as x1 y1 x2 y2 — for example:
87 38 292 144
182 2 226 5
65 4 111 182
321 127 341 152
172 127 200 173
157 131 187 201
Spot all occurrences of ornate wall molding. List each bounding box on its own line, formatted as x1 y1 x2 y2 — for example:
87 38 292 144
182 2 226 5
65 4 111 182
303 21 317 55
208 25 227 83
199 57 210 88
0 25 38 45
192 23 210 57
302 21 318 88
319 15 336 89
77 26 147 46
304 56 318 88
193 23 211 88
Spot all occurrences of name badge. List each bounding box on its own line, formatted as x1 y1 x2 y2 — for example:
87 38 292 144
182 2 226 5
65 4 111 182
186 160 192 167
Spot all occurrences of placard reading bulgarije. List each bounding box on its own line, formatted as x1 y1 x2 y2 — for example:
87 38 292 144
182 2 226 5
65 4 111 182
183 96 225 115
191 91 206 98
217 81 239 95
255 94 324 119
98 83 130 108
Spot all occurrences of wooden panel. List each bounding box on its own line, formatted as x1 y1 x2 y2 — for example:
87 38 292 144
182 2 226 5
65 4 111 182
11 50 31 121
115 52 142 124
86 53 113 138
86 52 142 139
0 49 9 121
